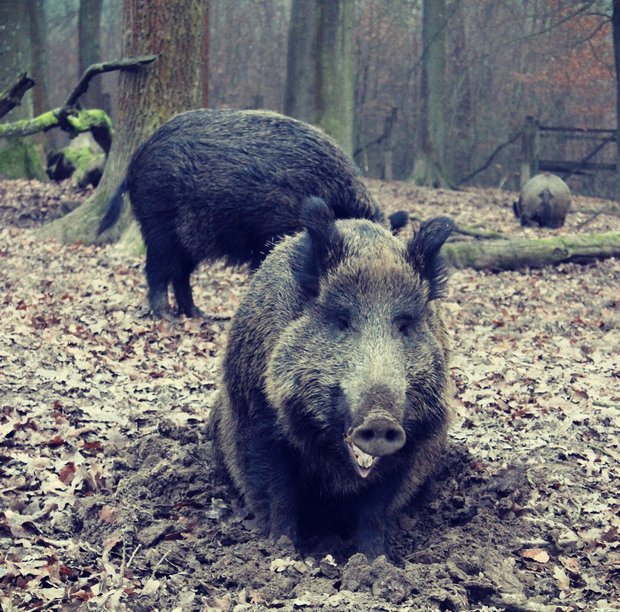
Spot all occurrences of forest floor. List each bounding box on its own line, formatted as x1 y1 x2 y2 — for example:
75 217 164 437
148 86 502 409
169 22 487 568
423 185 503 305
0 177 619 611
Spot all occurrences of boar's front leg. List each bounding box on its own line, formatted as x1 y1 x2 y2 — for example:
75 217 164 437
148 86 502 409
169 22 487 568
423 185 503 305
267 473 299 544
243 434 300 544
355 505 389 559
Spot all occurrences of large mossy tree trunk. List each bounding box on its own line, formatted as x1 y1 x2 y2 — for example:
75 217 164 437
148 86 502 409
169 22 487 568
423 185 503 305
38 0 205 246
0 2 45 180
410 0 449 188
284 0 354 156
443 232 620 271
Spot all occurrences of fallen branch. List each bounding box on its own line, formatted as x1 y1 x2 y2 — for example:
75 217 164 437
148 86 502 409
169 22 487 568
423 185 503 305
0 55 157 154
573 206 620 217
0 108 113 154
442 231 620 270
411 216 508 240
453 225 508 240
0 73 35 119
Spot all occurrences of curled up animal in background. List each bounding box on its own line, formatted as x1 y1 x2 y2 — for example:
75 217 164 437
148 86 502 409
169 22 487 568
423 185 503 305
513 172 571 229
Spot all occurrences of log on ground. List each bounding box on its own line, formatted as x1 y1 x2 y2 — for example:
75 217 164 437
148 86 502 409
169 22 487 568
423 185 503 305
442 232 620 271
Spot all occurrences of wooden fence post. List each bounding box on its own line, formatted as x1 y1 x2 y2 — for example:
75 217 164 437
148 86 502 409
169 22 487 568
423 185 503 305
521 115 539 188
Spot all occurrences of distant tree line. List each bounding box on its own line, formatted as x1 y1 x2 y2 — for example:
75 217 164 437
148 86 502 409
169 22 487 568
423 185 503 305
1 0 617 198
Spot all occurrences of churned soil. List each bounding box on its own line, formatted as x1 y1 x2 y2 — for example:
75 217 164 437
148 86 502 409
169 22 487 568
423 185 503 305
1 177 619 610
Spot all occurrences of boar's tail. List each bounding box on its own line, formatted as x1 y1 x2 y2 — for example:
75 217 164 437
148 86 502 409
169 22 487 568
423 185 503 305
389 210 409 234
97 179 127 236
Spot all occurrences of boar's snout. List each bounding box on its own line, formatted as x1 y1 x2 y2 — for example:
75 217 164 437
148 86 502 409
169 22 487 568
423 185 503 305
350 413 406 457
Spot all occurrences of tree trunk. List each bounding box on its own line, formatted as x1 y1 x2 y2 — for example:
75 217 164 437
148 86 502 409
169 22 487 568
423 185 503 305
28 0 58 154
78 0 104 111
443 232 620 271
201 0 210 108
410 0 449 188
0 2 45 180
613 0 620 199
284 0 354 156
284 0 321 125
39 0 205 245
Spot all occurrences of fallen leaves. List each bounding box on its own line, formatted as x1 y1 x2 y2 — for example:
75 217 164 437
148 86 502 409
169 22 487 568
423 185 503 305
1 178 619 609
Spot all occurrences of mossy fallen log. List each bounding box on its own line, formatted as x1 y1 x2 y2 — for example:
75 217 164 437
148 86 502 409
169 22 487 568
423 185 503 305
0 108 113 154
442 232 620 270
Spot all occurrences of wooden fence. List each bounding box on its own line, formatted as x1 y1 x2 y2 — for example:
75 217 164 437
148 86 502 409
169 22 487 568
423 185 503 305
520 116 616 188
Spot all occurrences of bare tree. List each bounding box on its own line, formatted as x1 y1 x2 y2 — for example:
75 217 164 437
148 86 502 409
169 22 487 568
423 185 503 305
284 0 354 155
410 0 449 187
28 0 59 154
0 1 45 179
613 0 620 198
78 0 104 111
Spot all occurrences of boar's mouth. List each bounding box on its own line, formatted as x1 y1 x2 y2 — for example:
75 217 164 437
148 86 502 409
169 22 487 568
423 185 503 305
344 434 378 478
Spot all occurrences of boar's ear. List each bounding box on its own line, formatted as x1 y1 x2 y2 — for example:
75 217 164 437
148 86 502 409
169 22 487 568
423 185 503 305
407 216 454 300
293 196 344 297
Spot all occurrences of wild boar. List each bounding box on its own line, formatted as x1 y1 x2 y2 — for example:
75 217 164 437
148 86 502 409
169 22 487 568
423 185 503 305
514 172 571 228
97 109 407 317
210 197 454 558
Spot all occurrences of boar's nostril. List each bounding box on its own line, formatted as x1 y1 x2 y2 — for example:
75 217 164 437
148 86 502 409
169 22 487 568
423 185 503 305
385 429 399 442
351 416 406 457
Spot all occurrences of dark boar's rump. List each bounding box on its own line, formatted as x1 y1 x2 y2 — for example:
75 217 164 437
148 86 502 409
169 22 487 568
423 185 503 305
98 108 405 317
210 197 454 559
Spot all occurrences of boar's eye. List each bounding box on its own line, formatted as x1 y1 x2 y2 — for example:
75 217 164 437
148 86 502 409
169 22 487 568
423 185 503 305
394 315 415 338
335 313 351 332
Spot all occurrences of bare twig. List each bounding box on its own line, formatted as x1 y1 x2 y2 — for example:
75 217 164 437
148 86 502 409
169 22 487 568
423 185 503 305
64 55 158 107
127 543 142 569
575 211 602 230
456 131 522 186
150 550 170 578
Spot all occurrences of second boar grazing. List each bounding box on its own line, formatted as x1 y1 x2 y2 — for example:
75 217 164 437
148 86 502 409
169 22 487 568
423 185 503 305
514 172 571 228
210 197 454 559
97 109 406 317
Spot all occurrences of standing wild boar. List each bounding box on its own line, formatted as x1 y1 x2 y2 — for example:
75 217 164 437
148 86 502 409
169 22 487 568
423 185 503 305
210 197 454 559
514 172 571 228
97 109 407 317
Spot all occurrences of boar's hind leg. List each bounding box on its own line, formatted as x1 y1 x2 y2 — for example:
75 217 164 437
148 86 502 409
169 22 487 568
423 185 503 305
171 253 199 317
145 234 198 318
145 246 171 318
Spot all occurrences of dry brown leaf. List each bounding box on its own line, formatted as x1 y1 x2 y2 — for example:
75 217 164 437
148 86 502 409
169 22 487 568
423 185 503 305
98 506 118 524
521 548 550 563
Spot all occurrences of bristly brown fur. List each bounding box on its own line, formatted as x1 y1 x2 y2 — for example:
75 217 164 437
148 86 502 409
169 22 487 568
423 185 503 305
515 172 571 229
99 109 400 317
210 202 454 559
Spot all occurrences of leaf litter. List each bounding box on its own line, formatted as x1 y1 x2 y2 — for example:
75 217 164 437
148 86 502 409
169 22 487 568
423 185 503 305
0 178 619 610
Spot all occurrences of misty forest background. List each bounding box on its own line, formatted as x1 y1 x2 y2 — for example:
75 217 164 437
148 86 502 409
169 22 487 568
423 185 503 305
1 0 619 205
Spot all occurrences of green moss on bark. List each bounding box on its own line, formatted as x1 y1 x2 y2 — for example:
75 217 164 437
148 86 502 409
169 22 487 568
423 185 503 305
0 137 46 180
